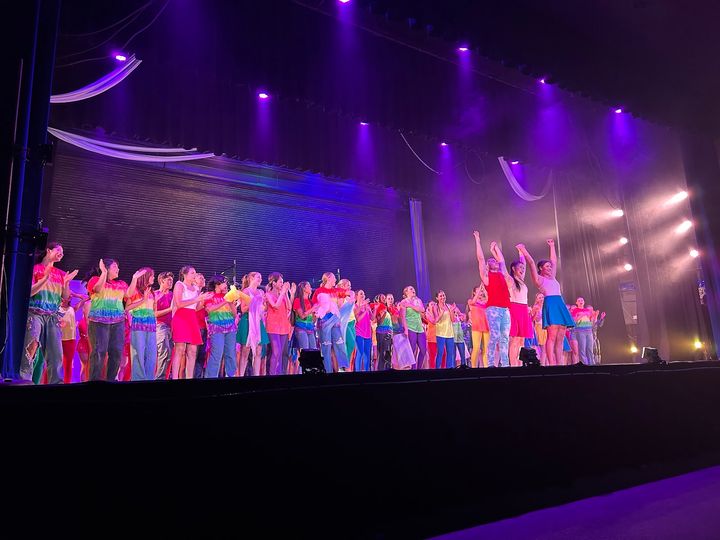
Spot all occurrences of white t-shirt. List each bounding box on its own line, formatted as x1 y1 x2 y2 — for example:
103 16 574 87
509 280 528 304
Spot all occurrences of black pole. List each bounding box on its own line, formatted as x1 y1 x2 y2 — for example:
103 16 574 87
1 0 61 379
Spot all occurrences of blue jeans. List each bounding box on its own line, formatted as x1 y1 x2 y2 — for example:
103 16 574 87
486 306 511 367
130 330 157 381
436 336 455 368
455 342 467 366
318 314 348 373
355 335 372 372
294 327 317 350
574 328 594 365
206 331 237 378
155 322 172 380
21 312 63 384
88 321 125 381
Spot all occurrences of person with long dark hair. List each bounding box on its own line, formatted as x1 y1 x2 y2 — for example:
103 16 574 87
473 232 512 367
125 267 157 381
508 257 533 366
293 281 318 351
171 266 212 379
204 275 243 378
426 291 456 369
20 242 78 383
353 290 373 372
154 271 174 379
87 259 145 381
517 240 575 366
371 293 393 371
265 272 296 376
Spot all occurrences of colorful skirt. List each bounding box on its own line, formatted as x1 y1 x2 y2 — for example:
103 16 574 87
509 302 533 338
236 312 249 344
541 295 575 329
172 308 203 345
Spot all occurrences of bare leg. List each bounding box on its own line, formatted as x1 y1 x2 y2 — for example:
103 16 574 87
172 343 187 379
252 345 263 376
185 344 198 379
555 326 566 366
546 327 558 366
570 338 579 364
509 336 524 366
240 345 251 376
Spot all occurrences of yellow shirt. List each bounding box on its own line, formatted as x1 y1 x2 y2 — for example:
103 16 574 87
435 309 454 338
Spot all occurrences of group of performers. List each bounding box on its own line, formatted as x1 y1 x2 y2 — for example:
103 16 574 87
19 232 605 384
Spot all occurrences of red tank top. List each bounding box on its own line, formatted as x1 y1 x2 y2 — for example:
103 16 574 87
486 271 511 308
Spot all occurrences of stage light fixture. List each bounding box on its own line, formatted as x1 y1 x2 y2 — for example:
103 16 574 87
440 142 448 147
299 349 325 374
457 46 469 52
610 208 624 218
694 340 703 350
114 54 127 62
665 191 688 206
257 92 270 100
614 108 623 114
623 263 633 272
676 219 692 234
519 347 541 367
641 346 665 365
539 78 547 84
630 345 638 354
619 236 629 245
359 121 369 126
690 248 699 258
510 160 520 165
338 0 351 3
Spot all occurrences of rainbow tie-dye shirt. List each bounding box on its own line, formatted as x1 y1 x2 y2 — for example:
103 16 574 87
570 307 594 329
87 277 128 324
128 292 156 332
206 293 237 335
28 264 66 315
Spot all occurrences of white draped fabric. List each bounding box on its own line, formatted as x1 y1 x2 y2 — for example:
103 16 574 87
498 156 553 201
50 56 143 104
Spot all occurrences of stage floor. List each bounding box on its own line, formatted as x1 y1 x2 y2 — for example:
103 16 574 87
3 361 720 538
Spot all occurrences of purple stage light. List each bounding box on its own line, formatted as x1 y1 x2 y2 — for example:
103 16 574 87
359 121 369 126
457 46 469 52
440 142 448 147
338 0 351 3
510 160 520 165
539 78 546 84
114 54 127 62
258 92 270 100
614 108 623 114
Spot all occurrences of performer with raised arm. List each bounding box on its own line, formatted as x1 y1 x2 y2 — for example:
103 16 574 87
516 240 575 366
398 286 427 369
20 242 78 384
473 231 512 367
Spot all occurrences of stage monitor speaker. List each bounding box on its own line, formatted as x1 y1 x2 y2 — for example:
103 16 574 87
298 349 325 374
519 347 541 367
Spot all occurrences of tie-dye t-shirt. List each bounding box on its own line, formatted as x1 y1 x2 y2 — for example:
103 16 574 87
28 264 66 315
87 277 128 324
127 292 156 332
292 297 314 330
377 312 392 334
205 293 237 335
570 306 594 329
403 303 424 333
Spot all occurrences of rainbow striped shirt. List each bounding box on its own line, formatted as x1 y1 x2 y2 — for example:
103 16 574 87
206 293 237 335
87 277 128 324
128 292 156 332
28 264 65 315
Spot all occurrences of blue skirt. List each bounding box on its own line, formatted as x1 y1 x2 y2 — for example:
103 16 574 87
542 295 575 329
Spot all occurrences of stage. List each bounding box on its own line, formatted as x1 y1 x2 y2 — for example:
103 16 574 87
4 361 720 537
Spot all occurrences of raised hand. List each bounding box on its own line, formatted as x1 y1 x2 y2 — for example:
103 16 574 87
473 230 480 240
290 282 297 295
547 239 555 246
99 259 107 274
515 243 525 251
132 268 147 280
63 269 79 284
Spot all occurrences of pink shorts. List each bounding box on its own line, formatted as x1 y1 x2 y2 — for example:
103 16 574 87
509 302 533 338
